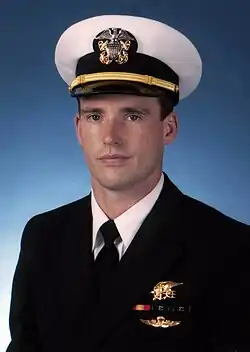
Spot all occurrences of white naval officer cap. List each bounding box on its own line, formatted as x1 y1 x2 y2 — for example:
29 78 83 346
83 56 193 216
54 14 202 106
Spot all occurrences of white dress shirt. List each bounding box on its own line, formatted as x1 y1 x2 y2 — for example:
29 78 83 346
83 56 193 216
91 173 164 260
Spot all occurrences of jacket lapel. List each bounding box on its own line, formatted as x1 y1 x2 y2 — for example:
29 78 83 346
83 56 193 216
92 174 186 345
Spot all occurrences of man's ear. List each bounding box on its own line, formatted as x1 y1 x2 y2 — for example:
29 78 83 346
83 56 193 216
74 113 82 145
163 112 179 145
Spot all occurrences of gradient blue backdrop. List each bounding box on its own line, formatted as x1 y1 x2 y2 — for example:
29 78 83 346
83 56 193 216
0 1 249 350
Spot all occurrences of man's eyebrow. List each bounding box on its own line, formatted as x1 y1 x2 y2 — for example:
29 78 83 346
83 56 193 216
119 107 150 114
80 107 105 114
80 106 150 114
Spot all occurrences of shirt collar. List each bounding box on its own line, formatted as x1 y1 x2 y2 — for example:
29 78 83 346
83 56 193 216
91 173 164 251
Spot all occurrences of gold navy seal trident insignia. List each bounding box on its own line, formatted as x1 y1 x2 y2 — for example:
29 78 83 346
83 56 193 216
141 281 183 328
151 281 183 300
95 28 135 65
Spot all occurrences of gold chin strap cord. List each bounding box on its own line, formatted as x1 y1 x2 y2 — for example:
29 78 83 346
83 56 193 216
69 72 179 94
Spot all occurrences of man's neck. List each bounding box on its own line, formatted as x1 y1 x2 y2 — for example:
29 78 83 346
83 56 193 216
91 172 163 219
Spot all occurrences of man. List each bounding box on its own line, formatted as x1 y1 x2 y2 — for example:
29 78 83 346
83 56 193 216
6 14 250 352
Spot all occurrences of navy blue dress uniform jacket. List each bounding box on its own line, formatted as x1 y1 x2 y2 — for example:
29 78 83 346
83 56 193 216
6 173 250 352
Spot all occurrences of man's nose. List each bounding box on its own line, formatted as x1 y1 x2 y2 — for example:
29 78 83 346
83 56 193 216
102 119 123 145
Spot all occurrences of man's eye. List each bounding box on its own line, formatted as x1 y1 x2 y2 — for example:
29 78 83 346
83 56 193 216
87 114 101 121
127 114 142 121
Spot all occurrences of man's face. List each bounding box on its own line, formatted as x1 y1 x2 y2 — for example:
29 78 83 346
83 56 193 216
75 94 178 191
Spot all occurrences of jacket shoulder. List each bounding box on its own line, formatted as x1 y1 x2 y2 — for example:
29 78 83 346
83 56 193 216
30 194 89 222
182 193 250 241
20 195 90 249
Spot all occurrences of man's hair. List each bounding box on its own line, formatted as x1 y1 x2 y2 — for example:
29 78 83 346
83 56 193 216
158 95 174 120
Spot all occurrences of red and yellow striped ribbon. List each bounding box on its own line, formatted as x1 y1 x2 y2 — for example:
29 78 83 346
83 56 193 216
133 304 151 311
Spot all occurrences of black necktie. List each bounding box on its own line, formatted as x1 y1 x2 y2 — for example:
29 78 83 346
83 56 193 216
94 220 120 298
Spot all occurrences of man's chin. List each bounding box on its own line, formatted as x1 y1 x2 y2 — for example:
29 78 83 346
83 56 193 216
93 173 136 192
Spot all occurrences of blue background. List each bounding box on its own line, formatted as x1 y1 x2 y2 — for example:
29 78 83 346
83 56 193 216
0 1 249 349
